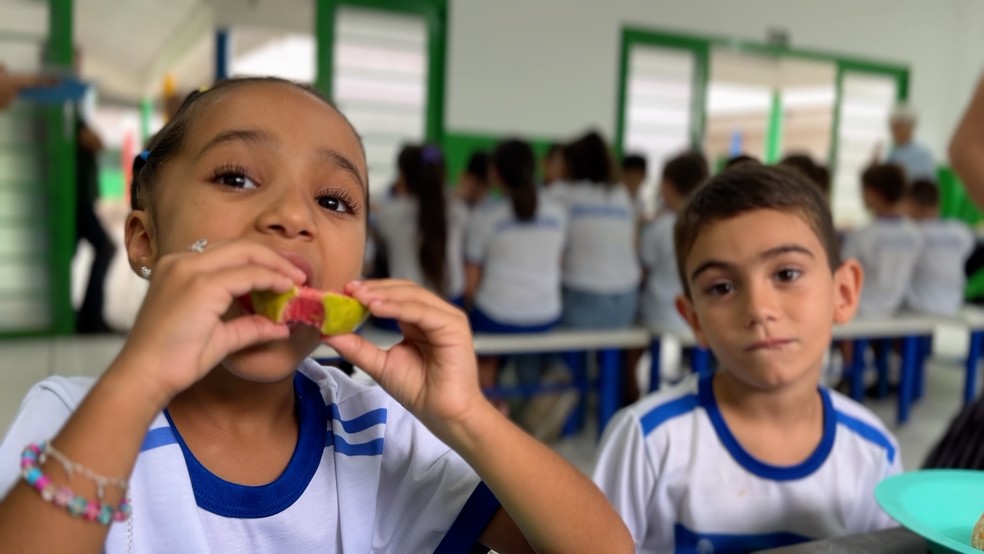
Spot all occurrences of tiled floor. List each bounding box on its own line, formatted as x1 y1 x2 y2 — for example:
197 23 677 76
0 327 978 474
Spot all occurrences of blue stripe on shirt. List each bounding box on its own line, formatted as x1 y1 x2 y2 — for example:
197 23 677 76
140 427 177 452
640 394 699 436
834 410 896 463
328 404 387 433
325 429 385 456
434 482 501 554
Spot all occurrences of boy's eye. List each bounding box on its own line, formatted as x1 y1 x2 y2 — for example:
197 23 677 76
705 282 734 296
775 268 802 282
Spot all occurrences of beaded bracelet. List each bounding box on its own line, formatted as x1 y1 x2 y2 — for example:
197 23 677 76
21 442 131 525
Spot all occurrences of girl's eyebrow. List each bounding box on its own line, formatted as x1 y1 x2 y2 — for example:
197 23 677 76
317 148 366 191
195 129 272 161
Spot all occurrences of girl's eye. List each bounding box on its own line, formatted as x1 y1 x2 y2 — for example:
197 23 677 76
316 188 359 215
705 282 734 297
776 268 802 282
212 166 258 190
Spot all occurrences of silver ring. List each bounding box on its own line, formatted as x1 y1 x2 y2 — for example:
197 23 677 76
188 239 208 253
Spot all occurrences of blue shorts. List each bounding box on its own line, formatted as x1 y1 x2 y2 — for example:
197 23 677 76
561 287 638 330
469 306 559 334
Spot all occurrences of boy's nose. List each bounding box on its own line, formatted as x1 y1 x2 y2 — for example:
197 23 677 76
257 187 316 239
743 281 779 327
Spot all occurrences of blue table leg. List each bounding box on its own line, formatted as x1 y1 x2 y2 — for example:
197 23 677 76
692 347 712 377
648 339 662 393
851 338 869 401
875 338 890 399
898 336 918 425
562 351 587 437
597 348 622 438
966 330 984 406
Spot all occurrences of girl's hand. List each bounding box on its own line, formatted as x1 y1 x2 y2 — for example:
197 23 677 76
323 280 485 431
114 240 307 404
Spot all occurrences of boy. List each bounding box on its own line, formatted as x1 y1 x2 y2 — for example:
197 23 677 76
622 154 648 222
904 178 975 315
594 165 900 552
841 164 922 317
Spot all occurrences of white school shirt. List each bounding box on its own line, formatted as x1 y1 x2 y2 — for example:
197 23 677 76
548 181 642 293
373 196 469 299
464 195 567 325
0 361 500 553
593 374 901 553
905 218 976 315
841 217 923 317
639 211 689 333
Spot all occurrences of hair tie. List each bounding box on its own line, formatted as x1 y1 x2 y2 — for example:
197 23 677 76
139 150 151 161
421 145 442 164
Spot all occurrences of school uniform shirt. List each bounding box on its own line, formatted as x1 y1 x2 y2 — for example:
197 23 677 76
373 196 469 299
593 374 901 553
887 141 936 182
548 181 642 294
905 218 976 315
464 195 568 325
0 361 500 553
841 217 923 317
639 211 689 333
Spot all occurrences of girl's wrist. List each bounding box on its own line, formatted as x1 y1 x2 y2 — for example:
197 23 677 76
101 350 178 416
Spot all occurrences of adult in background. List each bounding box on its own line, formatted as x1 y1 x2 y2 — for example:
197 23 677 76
886 104 936 182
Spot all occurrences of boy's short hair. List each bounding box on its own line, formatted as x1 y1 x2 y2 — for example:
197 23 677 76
907 178 940 208
725 154 760 169
661 151 709 198
622 154 647 173
465 151 490 182
674 165 841 296
779 153 831 197
861 164 907 204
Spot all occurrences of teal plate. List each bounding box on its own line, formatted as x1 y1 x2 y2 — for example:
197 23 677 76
876 470 984 554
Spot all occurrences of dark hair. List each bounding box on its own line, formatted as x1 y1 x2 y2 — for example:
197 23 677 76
661 151 709 198
622 154 647 173
674 165 841 297
565 131 615 186
130 76 363 213
725 154 760 169
861 163 907 204
779 153 831 197
492 139 538 221
908 178 939 208
465 151 489 182
399 144 449 293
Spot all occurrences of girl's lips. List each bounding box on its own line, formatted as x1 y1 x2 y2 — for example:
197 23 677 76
277 251 315 286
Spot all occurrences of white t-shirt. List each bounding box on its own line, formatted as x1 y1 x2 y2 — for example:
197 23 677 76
887 141 936 182
0 361 499 553
548 181 642 293
593 374 901 553
841 217 923 317
373 196 469 299
905 218 975 315
465 195 567 325
639 211 688 332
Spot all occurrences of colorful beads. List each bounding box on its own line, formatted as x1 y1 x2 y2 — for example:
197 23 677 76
19 442 131 525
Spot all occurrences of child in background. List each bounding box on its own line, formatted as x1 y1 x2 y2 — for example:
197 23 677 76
373 144 468 302
621 153 649 224
550 131 641 329
456 150 491 210
465 139 568 402
594 165 900 552
0 78 631 553
842 164 922 317
904 178 975 315
541 142 566 187
780 153 832 204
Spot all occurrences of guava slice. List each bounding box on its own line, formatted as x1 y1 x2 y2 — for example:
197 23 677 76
250 286 368 336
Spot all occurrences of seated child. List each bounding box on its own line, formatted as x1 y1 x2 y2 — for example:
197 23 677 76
593 164 901 552
0 77 631 553
904 178 976 315
841 163 922 317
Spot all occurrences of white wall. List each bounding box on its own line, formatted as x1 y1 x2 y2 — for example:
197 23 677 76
446 0 984 159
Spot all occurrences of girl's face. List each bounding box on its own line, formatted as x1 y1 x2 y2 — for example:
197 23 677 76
130 83 368 382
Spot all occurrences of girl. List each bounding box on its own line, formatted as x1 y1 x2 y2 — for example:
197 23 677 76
373 144 468 302
550 132 641 329
464 139 568 398
0 77 631 553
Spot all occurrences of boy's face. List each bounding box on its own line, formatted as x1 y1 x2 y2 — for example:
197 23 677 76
623 168 646 192
676 209 861 391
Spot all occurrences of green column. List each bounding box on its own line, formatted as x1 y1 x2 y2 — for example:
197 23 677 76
46 0 75 335
314 0 336 101
424 4 447 145
765 89 783 164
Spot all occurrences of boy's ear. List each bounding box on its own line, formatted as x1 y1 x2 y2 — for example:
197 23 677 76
832 259 864 325
675 294 710 348
125 210 158 276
